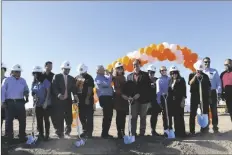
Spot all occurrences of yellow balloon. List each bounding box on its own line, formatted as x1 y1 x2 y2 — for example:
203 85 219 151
122 56 130 65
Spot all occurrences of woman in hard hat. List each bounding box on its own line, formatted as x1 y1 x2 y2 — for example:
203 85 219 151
1 63 7 131
146 64 162 136
189 60 211 135
112 62 128 139
1 64 29 144
31 66 51 141
167 66 187 137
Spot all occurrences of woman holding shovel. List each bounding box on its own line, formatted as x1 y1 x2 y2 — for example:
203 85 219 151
188 60 211 135
167 66 187 138
112 62 128 139
31 66 51 141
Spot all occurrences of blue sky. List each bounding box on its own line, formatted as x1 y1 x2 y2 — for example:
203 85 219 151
2 2 232 108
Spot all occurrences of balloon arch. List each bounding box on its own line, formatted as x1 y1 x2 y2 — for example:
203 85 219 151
92 42 200 104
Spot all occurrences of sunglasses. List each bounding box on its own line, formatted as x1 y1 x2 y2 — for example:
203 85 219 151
148 71 155 74
224 64 230 66
170 71 178 75
116 66 124 70
204 61 210 64
160 69 167 72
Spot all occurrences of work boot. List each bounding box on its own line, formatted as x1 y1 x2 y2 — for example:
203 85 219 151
44 132 49 141
152 131 160 136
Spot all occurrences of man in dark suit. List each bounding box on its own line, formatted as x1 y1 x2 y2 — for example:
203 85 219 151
52 61 79 138
126 59 151 136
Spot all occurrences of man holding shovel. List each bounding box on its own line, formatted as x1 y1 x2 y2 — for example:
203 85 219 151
188 60 211 135
76 63 94 138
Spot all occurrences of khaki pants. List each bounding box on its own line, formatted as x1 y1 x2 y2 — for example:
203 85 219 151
131 101 149 135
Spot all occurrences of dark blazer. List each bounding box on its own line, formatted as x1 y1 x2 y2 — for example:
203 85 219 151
126 71 151 104
52 73 77 101
168 77 186 103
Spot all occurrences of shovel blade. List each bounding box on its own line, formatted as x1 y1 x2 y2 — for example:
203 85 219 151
123 135 135 144
197 114 209 128
168 129 175 139
75 139 85 147
26 135 38 145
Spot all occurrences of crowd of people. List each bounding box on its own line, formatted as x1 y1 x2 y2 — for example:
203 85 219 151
1 57 232 145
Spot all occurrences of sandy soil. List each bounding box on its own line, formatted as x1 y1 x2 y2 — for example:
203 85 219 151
2 111 232 155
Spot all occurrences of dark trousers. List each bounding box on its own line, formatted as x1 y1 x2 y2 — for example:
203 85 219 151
225 90 232 121
79 103 94 135
99 96 113 136
1 108 5 131
174 108 186 137
116 110 126 136
150 100 161 133
5 100 26 140
47 105 56 130
209 90 218 128
35 107 50 136
189 94 209 133
54 99 72 135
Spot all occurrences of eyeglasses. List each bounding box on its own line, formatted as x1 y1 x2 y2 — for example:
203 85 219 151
204 61 210 64
148 71 155 74
160 70 167 72
224 64 230 66
116 66 124 70
133 64 140 68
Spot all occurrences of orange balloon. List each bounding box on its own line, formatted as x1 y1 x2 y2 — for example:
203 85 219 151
126 59 133 72
167 50 176 61
145 46 152 56
151 49 159 58
122 56 130 65
183 60 190 68
157 44 164 52
190 53 198 62
139 48 145 54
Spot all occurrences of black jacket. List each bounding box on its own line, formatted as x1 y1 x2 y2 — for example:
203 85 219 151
126 71 152 104
168 77 186 103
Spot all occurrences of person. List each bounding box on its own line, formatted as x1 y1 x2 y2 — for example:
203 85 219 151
1 64 29 144
52 61 79 138
75 63 94 138
202 57 222 132
31 66 51 141
156 66 170 137
126 59 151 136
167 66 186 137
220 59 232 122
189 60 211 135
146 64 161 136
1 63 7 131
112 62 128 139
42 61 56 132
95 65 114 138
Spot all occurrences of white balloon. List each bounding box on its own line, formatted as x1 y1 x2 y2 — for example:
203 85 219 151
127 52 134 58
162 42 170 49
169 44 177 52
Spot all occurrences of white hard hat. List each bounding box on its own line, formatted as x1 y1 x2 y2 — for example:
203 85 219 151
193 60 204 71
60 61 71 69
114 62 123 68
147 64 156 72
1 62 7 69
169 66 179 72
77 63 88 74
11 64 22 72
32 66 43 73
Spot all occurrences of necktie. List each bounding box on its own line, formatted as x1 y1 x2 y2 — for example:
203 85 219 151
64 75 68 99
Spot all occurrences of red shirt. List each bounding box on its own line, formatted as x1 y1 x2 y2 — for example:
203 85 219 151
222 72 232 88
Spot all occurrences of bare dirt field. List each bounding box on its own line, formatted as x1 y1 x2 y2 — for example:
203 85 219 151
2 110 232 155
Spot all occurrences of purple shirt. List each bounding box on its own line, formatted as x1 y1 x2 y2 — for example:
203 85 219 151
156 75 170 104
1 76 29 103
95 74 113 97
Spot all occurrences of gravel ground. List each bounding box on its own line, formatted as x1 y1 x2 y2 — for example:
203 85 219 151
1 113 232 155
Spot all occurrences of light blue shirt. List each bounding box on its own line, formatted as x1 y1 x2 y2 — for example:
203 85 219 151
203 67 222 93
31 79 51 106
156 75 170 104
1 76 29 103
95 74 113 97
